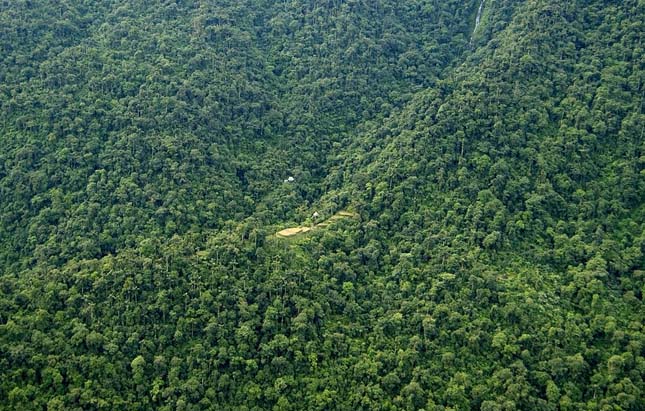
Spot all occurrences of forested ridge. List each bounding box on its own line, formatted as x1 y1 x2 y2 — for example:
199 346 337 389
0 1 643 410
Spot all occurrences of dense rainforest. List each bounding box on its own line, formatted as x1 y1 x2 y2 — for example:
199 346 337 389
0 0 643 410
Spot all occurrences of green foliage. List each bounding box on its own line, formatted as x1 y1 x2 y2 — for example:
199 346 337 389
0 0 643 410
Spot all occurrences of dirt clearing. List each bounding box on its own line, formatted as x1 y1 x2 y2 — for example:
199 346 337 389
275 210 357 238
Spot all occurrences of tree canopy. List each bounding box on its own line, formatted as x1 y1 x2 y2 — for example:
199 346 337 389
0 0 643 410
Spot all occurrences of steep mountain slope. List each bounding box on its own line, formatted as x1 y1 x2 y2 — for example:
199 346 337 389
0 0 643 410
330 0 644 263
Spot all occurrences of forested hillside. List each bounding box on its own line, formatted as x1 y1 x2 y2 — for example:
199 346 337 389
1 0 643 410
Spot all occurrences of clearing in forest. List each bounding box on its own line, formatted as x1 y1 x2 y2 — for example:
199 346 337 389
275 210 357 238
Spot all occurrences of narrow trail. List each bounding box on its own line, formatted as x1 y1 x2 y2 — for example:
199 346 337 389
276 210 357 238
